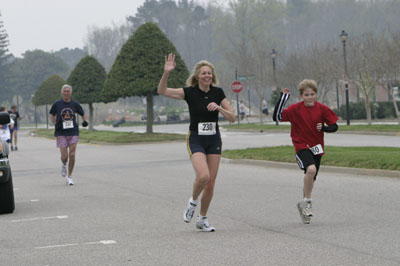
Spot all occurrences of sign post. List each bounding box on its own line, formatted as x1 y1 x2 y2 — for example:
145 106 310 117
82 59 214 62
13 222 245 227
231 81 243 125
236 74 255 118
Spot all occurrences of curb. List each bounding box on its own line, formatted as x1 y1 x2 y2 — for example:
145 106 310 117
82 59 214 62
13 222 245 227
223 129 400 136
336 131 400 136
221 158 400 178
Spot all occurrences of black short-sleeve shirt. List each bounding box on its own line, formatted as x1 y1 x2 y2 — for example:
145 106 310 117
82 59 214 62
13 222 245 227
183 85 226 132
49 99 85 137
8 111 20 127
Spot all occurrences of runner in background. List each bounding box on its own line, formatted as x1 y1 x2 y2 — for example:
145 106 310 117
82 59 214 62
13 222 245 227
49 85 88 186
0 107 14 144
8 105 22 151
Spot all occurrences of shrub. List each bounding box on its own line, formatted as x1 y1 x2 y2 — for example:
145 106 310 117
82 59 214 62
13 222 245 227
334 101 400 120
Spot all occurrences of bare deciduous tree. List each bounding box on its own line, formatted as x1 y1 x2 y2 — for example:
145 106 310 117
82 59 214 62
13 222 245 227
84 22 131 72
380 32 400 123
347 33 384 125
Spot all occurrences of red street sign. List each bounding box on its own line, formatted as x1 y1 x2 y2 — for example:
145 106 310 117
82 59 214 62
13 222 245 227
231 81 243 93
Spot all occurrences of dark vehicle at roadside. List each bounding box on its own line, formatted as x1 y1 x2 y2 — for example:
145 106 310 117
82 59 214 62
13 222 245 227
112 116 126 127
0 112 14 214
167 112 180 122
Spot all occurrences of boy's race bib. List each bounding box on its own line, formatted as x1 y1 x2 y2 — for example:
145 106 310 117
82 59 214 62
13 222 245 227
198 122 216 135
309 144 323 155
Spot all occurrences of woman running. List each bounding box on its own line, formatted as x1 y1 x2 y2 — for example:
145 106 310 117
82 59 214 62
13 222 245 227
157 53 235 231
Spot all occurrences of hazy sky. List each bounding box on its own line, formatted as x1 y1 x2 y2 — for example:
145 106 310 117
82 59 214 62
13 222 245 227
1 0 145 57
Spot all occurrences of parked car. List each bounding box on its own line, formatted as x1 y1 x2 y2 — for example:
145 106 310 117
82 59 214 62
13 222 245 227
141 113 166 123
112 116 126 127
0 112 14 214
179 109 190 121
167 112 180 122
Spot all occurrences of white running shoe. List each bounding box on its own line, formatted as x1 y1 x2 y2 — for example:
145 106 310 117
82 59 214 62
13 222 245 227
196 216 215 232
61 164 67 178
66 177 75 186
183 199 197 223
297 201 312 224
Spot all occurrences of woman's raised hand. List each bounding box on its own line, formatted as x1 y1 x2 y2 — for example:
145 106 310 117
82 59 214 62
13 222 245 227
164 53 176 73
282 88 290 94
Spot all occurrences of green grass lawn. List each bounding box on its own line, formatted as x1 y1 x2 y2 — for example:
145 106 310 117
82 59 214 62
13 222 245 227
32 129 186 143
222 123 400 133
222 146 400 171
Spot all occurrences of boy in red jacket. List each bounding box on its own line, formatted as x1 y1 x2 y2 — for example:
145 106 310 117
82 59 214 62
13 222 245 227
273 79 338 224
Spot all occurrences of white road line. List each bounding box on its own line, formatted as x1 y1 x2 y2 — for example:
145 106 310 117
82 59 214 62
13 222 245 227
15 199 40 203
35 240 117 249
10 215 68 223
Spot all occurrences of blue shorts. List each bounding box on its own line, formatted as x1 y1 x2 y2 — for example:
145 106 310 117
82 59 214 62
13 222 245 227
9 126 18 134
186 131 222 156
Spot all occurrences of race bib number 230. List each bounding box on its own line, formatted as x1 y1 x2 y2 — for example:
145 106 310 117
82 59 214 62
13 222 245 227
198 122 216 135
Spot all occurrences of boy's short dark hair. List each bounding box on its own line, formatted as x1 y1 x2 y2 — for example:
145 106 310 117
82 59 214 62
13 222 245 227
0 106 6 112
298 79 318 95
11 105 17 110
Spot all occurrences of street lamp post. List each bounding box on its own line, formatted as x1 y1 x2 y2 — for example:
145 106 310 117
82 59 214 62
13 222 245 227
340 30 350 126
235 69 240 125
336 79 339 109
332 47 340 109
271 49 278 125
271 49 277 86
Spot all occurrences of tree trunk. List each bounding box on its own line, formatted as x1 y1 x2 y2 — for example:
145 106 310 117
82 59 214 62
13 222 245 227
254 85 266 126
259 98 264 125
364 97 372 125
146 94 153 134
389 85 400 124
392 98 400 125
89 103 94 131
45 104 49 129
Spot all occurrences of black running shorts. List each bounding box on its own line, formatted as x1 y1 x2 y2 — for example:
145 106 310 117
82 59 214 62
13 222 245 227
186 131 222 156
295 149 321 180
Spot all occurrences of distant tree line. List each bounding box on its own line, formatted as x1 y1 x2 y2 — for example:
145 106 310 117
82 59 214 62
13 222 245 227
85 0 400 123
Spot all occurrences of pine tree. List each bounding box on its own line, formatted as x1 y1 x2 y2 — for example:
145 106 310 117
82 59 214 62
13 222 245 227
0 12 11 101
32 75 66 128
67 56 107 131
32 75 66 106
0 12 10 61
103 22 189 133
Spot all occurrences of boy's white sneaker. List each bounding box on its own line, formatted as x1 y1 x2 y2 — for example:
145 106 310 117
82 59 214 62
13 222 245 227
297 201 312 224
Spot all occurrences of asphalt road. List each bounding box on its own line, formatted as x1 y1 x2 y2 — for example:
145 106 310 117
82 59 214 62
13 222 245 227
1 129 400 266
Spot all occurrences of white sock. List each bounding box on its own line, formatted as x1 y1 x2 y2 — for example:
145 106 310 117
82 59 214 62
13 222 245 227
198 215 206 221
190 197 199 206
303 198 312 202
